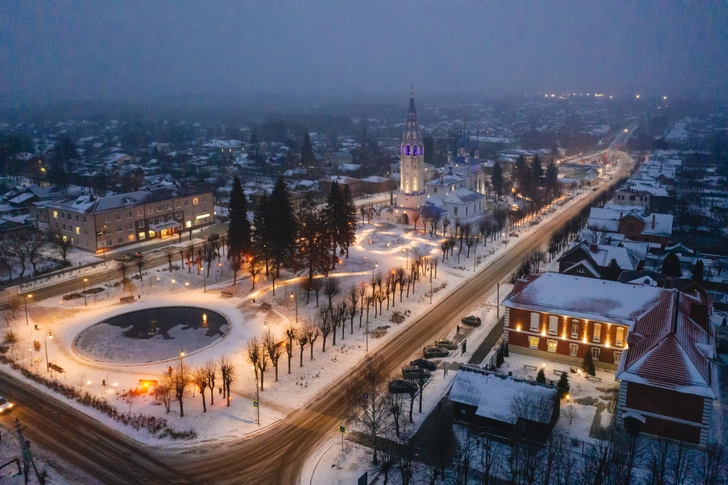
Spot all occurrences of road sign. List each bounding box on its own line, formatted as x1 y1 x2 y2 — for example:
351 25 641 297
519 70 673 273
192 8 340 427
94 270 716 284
253 400 258 408
339 425 346 434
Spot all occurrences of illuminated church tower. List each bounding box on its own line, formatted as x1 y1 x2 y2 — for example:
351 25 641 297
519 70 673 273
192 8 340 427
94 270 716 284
400 87 425 195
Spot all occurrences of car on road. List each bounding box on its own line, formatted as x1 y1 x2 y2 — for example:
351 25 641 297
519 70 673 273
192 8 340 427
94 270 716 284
116 252 143 262
461 315 482 327
423 346 449 358
0 396 14 414
434 339 458 350
410 359 438 371
388 380 417 394
402 366 431 380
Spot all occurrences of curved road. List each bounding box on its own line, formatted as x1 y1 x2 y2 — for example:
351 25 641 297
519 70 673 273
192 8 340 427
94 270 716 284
1 158 628 484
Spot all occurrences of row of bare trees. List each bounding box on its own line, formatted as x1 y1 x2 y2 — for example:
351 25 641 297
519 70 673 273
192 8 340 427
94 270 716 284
0 228 73 283
154 355 236 417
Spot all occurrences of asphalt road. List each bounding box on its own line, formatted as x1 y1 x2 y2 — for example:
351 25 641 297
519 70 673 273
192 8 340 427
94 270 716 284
0 159 628 484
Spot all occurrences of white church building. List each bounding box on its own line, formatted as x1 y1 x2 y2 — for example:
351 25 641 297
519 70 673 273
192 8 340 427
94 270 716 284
383 90 485 226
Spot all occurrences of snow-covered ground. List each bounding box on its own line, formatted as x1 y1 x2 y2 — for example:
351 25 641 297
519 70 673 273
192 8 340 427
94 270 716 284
0 175 609 480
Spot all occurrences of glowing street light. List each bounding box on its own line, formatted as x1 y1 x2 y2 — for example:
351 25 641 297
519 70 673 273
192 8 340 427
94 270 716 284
44 332 52 372
290 292 298 323
23 294 32 326
83 278 88 306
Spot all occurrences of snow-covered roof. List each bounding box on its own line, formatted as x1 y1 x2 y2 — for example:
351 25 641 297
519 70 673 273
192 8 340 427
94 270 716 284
443 187 483 205
503 273 671 327
616 289 716 398
450 368 556 424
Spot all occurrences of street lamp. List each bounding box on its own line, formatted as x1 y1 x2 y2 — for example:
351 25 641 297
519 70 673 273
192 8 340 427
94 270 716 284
83 278 88 306
23 294 32 325
171 279 176 290
290 292 298 323
44 332 52 373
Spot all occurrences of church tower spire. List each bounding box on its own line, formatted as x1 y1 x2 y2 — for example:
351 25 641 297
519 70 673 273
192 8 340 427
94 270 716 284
400 87 425 195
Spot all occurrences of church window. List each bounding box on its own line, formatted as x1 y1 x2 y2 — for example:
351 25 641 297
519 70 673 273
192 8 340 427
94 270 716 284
413 146 417 155
453 207 458 215
433 188 437 194
406 145 411 155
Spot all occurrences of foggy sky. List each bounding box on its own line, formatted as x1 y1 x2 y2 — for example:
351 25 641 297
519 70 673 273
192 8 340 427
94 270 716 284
2 1 727 104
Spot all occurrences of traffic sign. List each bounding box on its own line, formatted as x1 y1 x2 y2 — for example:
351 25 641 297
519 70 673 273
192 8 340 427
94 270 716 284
339 425 346 434
253 400 259 408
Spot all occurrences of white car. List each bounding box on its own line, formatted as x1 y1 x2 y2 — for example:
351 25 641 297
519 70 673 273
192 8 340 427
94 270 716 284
0 396 13 413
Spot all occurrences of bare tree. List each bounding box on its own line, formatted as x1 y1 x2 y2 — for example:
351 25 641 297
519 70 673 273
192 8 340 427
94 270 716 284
6 232 28 279
155 374 174 413
219 355 236 407
25 230 46 276
296 324 309 367
264 330 283 382
230 252 243 286
247 339 261 393
172 360 189 417
347 285 359 334
305 318 320 359
49 228 73 263
386 392 404 437
317 307 333 352
203 360 217 406
284 322 296 374
165 248 175 273
647 436 671 485
311 277 323 307
135 258 145 281
192 366 208 412
697 442 727 485
323 277 340 310
246 255 263 290
355 374 389 464
256 340 268 391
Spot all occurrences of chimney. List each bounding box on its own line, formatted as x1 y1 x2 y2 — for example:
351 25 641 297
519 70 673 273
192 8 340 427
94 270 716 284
666 276 672 289
689 303 710 333
589 244 598 253
652 214 656 229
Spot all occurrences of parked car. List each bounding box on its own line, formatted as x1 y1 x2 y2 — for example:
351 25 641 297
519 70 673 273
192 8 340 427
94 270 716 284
410 359 438 371
389 380 417 395
461 315 482 327
0 396 14 414
402 366 431 380
434 339 458 350
423 346 449 358
207 233 220 242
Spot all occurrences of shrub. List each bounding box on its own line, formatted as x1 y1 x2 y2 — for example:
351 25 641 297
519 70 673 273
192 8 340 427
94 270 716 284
582 351 596 376
557 373 570 399
536 368 546 384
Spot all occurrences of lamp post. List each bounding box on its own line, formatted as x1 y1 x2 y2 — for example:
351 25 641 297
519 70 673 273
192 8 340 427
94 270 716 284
253 365 260 425
171 279 176 291
44 332 52 373
290 292 298 323
83 278 88 306
23 294 32 325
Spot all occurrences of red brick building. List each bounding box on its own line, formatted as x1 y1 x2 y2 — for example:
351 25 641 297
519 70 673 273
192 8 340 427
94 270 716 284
616 285 716 445
503 273 671 370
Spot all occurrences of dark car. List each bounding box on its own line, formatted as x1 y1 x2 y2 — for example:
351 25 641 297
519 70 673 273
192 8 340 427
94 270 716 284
207 233 220 242
423 346 449 358
389 380 417 395
410 359 438 371
461 315 482 327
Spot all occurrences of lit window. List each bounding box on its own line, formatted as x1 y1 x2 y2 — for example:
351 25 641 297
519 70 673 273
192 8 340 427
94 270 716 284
548 315 558 335
530 312 540 332
569 343 578 357
193 198 199 205
185 221 191 228
616 327 624 347
127 234 135 242
528 336 540 349
53 211 58 218
591 347 600 361
75 227 80 234
149 230 156 237
593 323 601 343
547 339 558 353
571 320 579 339
138 232 146 240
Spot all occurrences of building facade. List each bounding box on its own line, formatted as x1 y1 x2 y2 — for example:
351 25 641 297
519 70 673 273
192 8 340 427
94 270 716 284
503 273 672 370
46 187 214 253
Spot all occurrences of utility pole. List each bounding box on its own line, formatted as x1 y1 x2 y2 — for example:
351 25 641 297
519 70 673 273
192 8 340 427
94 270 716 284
14 419 44 485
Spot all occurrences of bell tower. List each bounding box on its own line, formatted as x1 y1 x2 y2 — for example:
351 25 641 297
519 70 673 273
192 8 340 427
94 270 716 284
399 86 425 194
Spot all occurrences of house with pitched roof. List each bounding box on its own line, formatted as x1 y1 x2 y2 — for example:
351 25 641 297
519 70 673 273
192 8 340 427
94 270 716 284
616 285 716 445
558 241 644 279
502 273 673 369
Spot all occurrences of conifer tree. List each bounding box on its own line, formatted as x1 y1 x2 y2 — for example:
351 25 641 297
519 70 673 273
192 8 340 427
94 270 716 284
603 258 622 281
582 350 596 376
301 133 315 169
324 181 344 265
295 194 332 303
661 252 682 278
692 259 705 284
252 191 272 276
557 372 570 399
536 367 546 384
492 161 504 197
340 185 358 258
267 177 297 278
227 176 251 259
531 155 544 186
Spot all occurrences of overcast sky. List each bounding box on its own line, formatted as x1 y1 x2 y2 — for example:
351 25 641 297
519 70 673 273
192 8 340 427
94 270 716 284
2 1 726 103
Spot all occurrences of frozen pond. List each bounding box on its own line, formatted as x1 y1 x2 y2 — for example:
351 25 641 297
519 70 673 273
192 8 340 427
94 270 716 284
73 306 229 364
